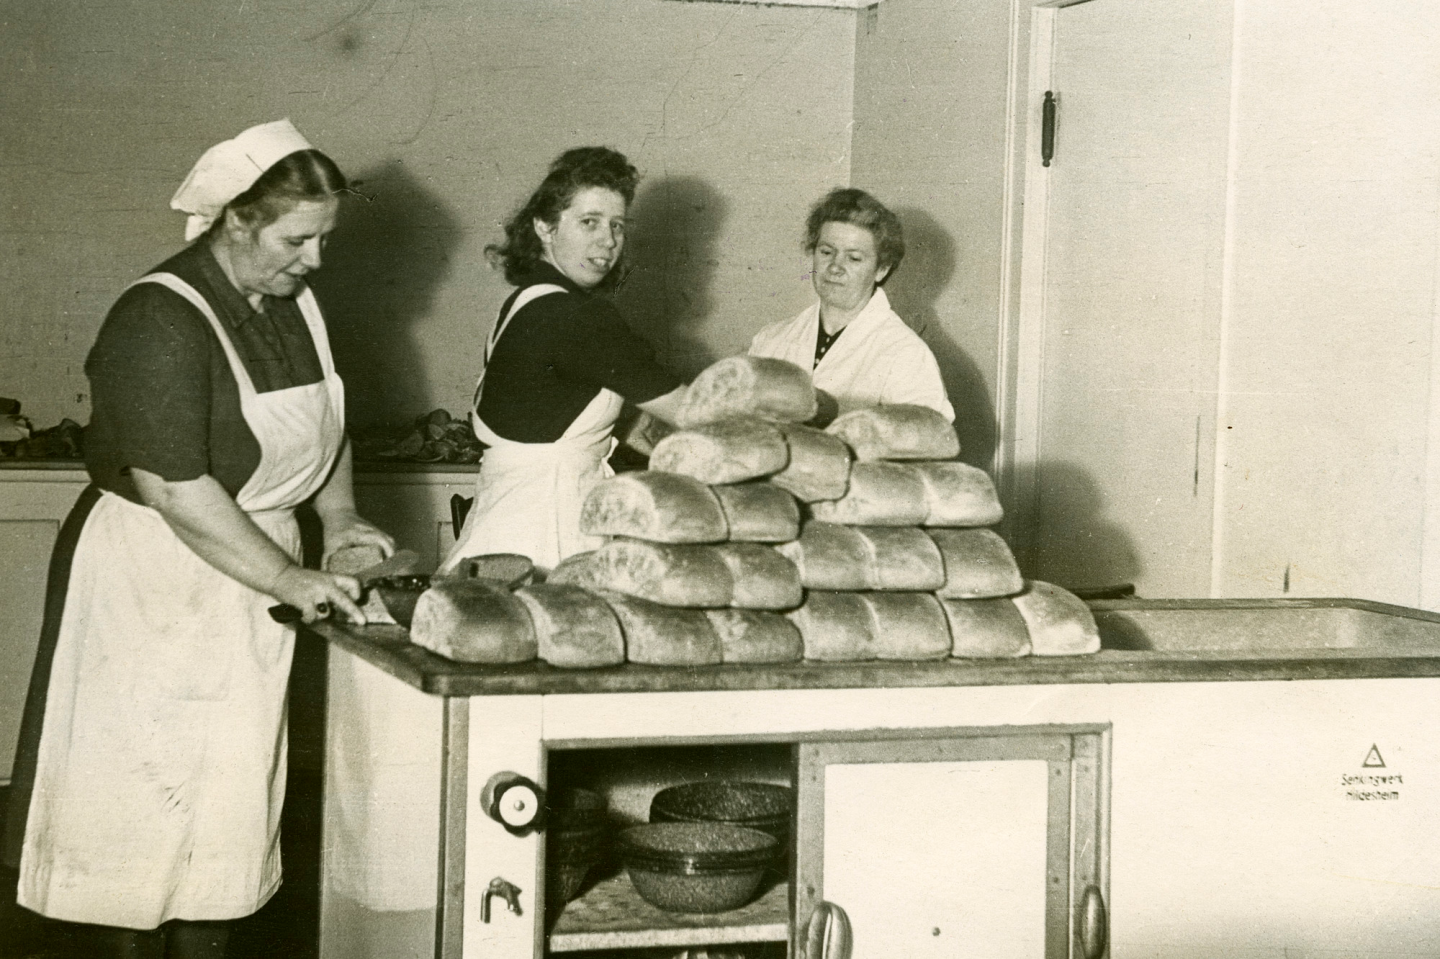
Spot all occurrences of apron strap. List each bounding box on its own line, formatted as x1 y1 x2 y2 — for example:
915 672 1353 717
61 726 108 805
130 272 257 399
471 283 567 412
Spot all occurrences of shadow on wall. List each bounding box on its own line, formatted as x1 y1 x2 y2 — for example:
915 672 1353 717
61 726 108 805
886 206 998 473
313 161 463 433
1028 460 1143 593
615 176 729 379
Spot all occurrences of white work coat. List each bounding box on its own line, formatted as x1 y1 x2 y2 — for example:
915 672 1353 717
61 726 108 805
748 287 955 421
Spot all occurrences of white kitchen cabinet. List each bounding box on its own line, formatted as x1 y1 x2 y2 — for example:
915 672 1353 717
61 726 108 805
352 464 478 571
0 466 87 783
314 600 1440 959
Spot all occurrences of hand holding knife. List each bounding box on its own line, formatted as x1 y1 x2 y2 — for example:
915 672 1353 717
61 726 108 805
269 548 422 625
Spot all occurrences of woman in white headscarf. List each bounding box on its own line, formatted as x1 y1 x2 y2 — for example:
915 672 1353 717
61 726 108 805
3 119 392 957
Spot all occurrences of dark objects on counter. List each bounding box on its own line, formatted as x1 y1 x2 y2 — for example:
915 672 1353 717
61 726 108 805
0 417 84 461
352 408 484 464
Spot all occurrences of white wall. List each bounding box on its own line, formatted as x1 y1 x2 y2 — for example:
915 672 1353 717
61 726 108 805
0 0 859 432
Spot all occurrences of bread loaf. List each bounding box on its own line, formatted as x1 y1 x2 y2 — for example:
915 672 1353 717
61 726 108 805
602 591 723 666
775 522 873 591
714 542 803 610
861 593 951 660
409 579 538 664
326 544 386 576
853 526 946 591
706 609 804 664
712 481 800 543
927 529 1024 599
580 472 728 543
809 462 928 526
826 404 960 461
769 424 852 502
549 539 733 608
514 583 625 668
939 597 1032 658
786 591 878 661
649 418 790 485
912 461 1004 527
1012 581 1101 655
676 355 818 427
462 553 536 589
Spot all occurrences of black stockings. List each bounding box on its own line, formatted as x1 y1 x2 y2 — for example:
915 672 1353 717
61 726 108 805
97 920 231 959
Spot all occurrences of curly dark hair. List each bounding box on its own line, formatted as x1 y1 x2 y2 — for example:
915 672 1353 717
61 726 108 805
488 146 640 286
213 149 348 236
803 187 905 284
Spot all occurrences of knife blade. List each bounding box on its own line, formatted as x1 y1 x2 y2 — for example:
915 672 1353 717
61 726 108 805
268 549 424 624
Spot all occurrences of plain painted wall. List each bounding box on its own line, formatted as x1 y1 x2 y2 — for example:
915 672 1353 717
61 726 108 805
1 0 860 432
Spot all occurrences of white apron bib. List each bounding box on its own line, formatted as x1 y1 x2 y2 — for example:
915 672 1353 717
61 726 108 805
442 284 624 573
18 273 345 928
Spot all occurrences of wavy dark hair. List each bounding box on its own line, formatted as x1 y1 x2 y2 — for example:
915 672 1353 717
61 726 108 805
213 149 349 236
804 187 905 284
488 146 640 287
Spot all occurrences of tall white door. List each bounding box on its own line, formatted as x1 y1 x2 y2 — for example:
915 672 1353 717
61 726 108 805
1012 0 1234 597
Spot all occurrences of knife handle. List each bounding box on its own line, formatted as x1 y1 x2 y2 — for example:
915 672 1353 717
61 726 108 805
268 601 330 625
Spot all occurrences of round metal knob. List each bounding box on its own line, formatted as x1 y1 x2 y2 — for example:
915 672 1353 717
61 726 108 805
481 772 545 833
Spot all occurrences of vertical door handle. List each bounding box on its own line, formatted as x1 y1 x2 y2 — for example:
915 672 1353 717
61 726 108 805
1078 884 1108 958
1042 91 1058 167
803 901 853 959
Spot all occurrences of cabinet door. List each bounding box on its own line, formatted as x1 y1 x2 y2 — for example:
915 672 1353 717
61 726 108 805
1011 0 1233 596
795 727 1107 959
0 519 58 781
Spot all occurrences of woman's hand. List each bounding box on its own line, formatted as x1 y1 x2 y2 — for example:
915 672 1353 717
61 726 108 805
317 508 397 571
268 565 368 625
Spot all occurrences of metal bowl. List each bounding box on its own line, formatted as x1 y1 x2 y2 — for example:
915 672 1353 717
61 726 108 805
618 823 776 913
370 574 432 628
649 781 793 842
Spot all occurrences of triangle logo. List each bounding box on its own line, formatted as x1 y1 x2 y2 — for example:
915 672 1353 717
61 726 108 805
1362 744 1386 768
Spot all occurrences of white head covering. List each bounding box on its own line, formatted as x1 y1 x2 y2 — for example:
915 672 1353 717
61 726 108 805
170 118 315 241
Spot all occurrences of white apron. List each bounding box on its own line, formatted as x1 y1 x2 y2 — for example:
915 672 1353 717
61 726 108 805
18 272 345 928
442 284 624 573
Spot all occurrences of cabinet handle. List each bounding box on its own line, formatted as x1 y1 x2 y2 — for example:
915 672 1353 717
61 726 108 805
1042 91 1058 167
1078 884 1108 959
803 901 853 959
481 771 545 835
481 876 524 923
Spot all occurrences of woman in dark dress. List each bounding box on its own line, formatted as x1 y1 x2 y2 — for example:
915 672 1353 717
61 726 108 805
4 118 392 958
443 146 684 573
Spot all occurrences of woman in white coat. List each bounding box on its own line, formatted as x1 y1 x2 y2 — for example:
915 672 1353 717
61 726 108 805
3 119 393 957
749 188 955 421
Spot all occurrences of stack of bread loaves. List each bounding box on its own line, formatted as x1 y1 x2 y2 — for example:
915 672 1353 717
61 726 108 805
406 356 1099 666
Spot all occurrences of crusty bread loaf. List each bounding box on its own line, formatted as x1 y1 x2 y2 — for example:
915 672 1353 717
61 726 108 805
602 591 723 666
786 591 878 661
860 593 951 660
712 481 800 542
326 544 387 576
912 461 1004 527
463 553 536 589
853 526 946 591
713 542 803 610
409 579 538 664
1012 581 1101 655
676 356 818 427
826 404 960 461
769 424 852 502
515 583 625 669
939 596 1032 658
706 609 804 664
649 417 790 485
580 471 728 543
775 522 873 591
810 462 929 526
928 528 1024 599
549 540 733 608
